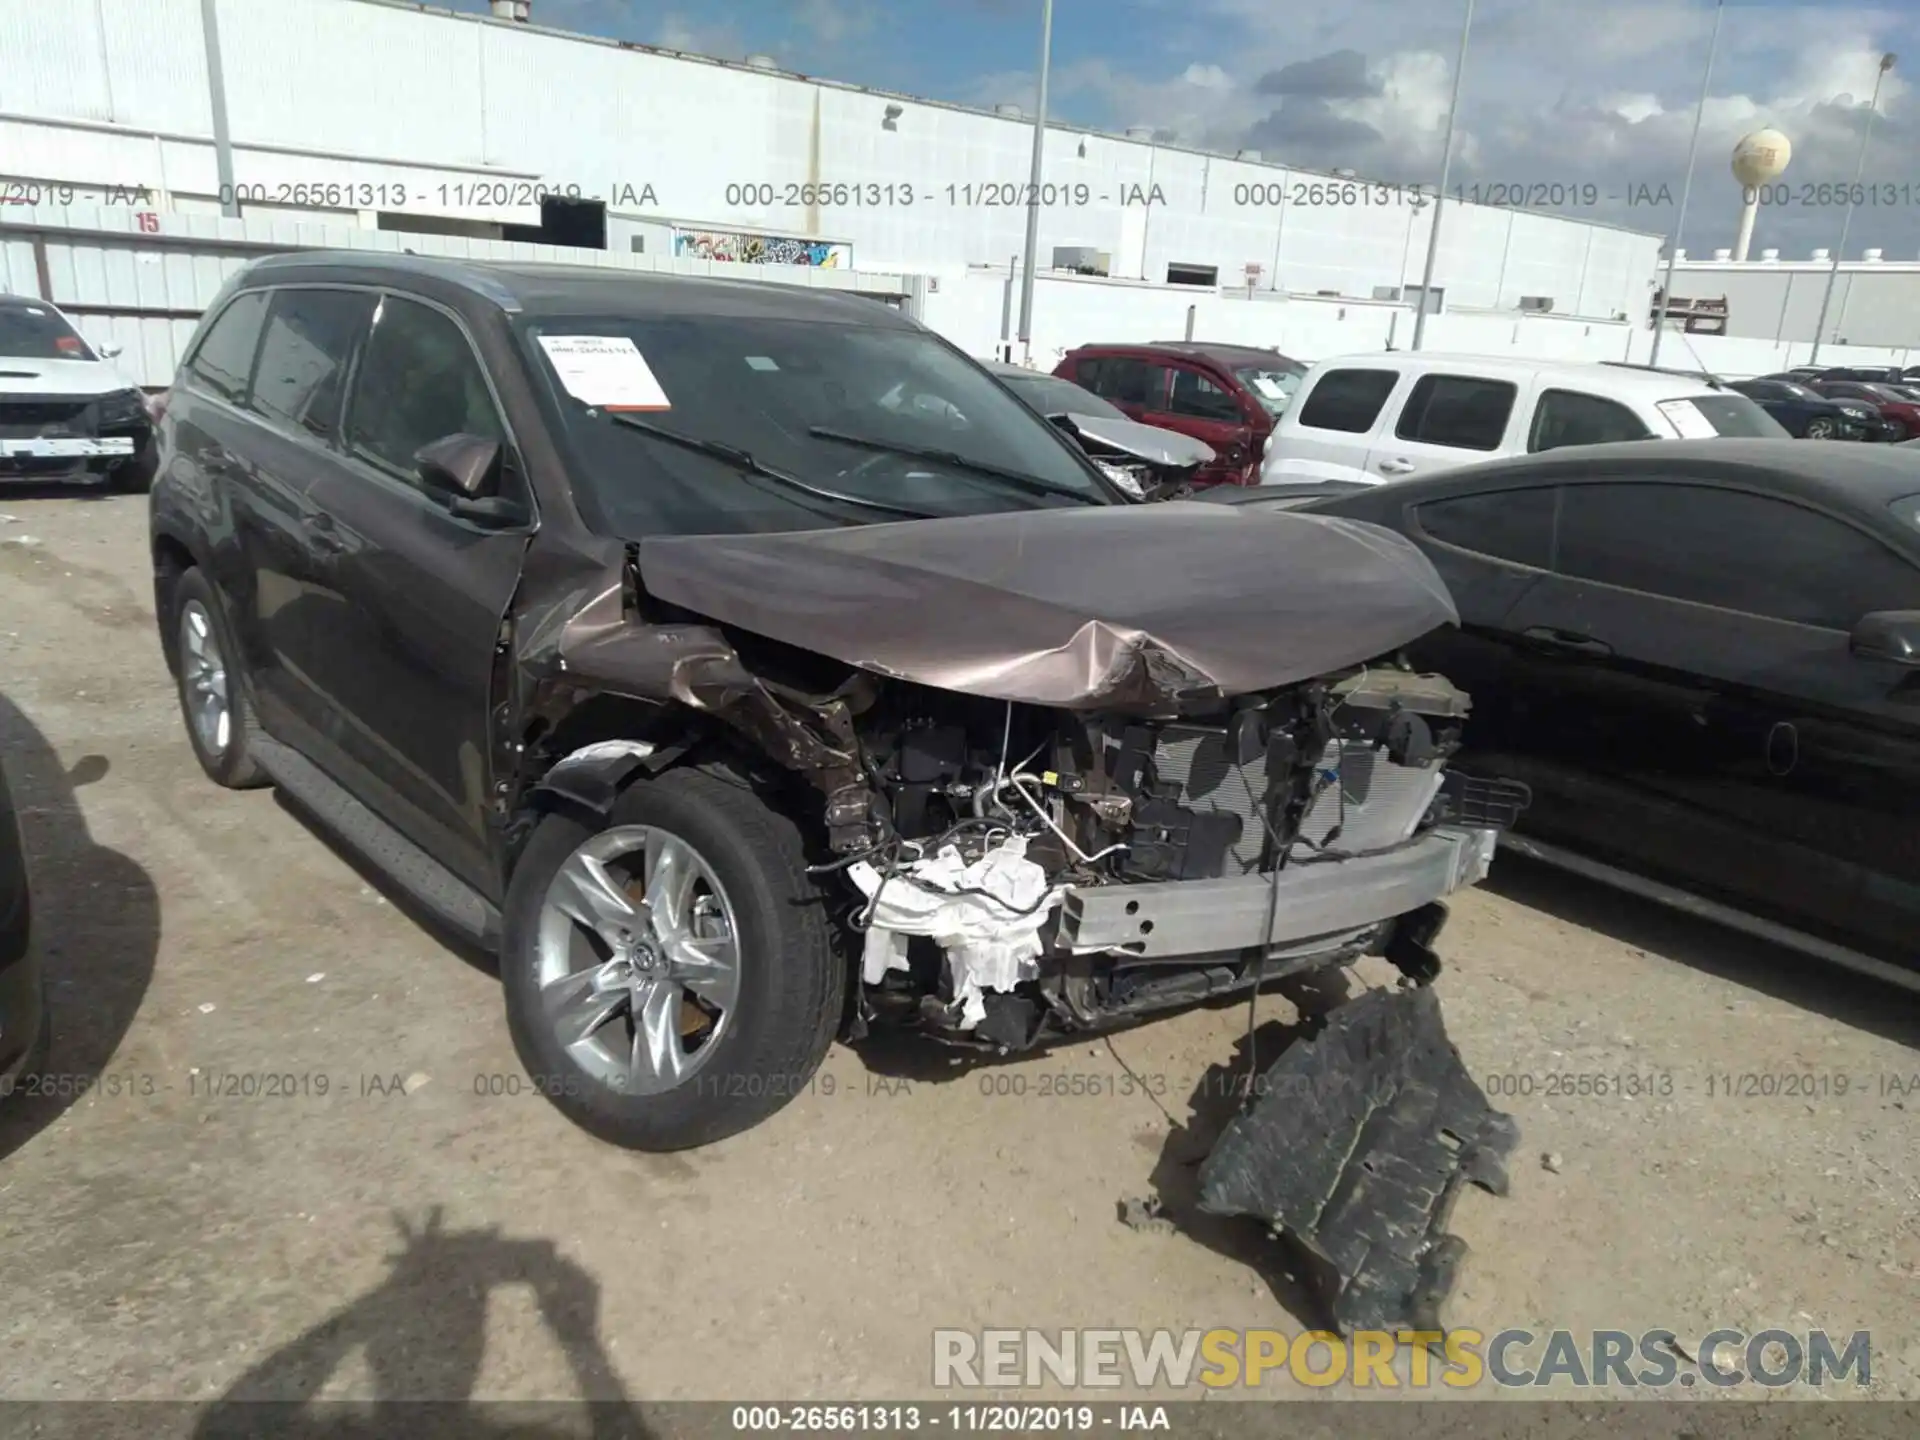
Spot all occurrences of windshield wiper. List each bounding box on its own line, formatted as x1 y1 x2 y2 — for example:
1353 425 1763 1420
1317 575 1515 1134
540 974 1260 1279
807 426 1104 505
608 414 934 520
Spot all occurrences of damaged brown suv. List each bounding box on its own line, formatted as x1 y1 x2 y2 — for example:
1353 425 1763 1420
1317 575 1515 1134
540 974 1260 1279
150 253 1525 1172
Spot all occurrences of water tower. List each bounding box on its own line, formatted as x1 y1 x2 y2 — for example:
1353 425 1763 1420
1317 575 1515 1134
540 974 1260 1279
1731 128 1792 261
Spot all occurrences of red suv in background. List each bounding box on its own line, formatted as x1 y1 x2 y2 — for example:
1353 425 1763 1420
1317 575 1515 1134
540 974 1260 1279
1053 342 1307 487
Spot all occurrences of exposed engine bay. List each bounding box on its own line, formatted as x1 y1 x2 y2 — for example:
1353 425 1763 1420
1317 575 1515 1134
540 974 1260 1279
816 665 1520 1050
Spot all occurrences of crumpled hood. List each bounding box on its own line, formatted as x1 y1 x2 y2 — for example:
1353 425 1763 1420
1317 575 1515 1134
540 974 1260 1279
0 355 136 398
638 500 1459 709
1060 412 1215 468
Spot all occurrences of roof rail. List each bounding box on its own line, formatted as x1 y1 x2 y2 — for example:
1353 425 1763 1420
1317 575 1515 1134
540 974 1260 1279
1600 360 1726 389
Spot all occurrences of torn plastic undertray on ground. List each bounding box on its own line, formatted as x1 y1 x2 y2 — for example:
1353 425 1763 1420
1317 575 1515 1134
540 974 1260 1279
1196 983 1519 1336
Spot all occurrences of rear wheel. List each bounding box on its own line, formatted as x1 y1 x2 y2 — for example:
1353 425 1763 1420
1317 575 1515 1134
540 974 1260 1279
501 763 843 1151
170 568 267 789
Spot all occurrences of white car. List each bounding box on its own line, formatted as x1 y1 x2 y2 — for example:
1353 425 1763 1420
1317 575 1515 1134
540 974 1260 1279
0 294 156 491
1262 353 1788 486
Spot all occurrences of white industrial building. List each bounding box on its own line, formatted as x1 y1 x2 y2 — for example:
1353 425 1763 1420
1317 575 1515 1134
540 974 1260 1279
1669 253 1920 351
14 0 1920 381
1 0 1667 363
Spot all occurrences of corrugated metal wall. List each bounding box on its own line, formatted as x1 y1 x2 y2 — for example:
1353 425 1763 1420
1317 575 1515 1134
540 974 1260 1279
0 0 1663 320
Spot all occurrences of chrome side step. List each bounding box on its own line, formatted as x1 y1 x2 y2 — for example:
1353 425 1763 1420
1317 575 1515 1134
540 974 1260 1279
250 736 501 950
1499 833 1920 996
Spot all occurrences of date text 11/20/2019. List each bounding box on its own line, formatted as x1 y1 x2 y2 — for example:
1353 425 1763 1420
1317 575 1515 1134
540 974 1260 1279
730 1405 1172 1431
721 182 1169 208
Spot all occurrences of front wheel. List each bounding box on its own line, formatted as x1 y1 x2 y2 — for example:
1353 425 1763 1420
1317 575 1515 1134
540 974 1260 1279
500 763 844 1151
1805 417 1836 440
170 568 267 789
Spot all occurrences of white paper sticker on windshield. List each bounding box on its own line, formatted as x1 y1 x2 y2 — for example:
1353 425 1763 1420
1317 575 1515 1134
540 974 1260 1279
1251 375 1289 399
1658 398 1719 438
744 355 779 371
536 334 670 411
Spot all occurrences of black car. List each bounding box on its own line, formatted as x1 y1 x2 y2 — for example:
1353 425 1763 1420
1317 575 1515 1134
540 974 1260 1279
1287 439 1920 989
983 360 1214 499
1729 378 1874 439
148 253 1516 1174
0 753 46 1099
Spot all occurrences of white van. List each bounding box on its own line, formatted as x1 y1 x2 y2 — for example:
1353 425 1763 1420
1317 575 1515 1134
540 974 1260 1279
1261 354 1787 485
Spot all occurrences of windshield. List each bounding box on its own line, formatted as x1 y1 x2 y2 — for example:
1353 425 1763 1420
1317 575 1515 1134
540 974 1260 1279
1001 373 1126 422
520 315 1112 536
1768 380 1820 401
1866 384 1918 404
0 302 93 361
1658 394 1788 438
1235 362 1307 415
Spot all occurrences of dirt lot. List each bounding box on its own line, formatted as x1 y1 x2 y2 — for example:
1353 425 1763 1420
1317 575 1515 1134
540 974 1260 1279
0 490 1916 1413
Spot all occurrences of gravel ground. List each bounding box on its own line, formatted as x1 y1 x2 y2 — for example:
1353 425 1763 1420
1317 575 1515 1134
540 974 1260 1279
0 491 1914 1414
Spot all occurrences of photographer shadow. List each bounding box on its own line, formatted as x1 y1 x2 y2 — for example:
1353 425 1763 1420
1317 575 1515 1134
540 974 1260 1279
193 1206 653 1440
0 693 160 1163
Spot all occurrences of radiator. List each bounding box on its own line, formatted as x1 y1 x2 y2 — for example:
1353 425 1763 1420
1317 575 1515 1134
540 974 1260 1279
1152 729 1446 874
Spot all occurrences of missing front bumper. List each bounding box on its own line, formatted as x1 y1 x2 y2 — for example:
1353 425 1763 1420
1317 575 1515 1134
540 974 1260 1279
1057 825 1499 959
1196 983 1518 1335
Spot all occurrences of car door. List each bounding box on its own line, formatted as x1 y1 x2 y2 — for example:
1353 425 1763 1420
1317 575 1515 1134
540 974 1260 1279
190 286 375 747
1144 363 1255 485
1390 482 1559 747
1267 365 1402 483
299 291 531 896
1502 478 1920 957
1365 371 1526 481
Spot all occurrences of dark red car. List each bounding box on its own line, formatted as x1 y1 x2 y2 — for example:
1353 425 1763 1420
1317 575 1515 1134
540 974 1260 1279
1053 342 1306 486
1810 379 1920 440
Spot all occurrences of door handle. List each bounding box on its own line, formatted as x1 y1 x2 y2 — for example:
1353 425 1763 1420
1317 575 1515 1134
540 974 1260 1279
1521 626 1613 657
302 511 346 552
1377 457 1416 475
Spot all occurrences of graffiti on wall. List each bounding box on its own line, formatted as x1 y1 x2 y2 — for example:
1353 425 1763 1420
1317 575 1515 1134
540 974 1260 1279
673 229 852 268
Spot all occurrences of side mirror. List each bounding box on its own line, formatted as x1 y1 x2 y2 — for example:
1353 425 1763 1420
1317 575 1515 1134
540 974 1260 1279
1850 610 1920 666
413 432 502 498
97 341 124 359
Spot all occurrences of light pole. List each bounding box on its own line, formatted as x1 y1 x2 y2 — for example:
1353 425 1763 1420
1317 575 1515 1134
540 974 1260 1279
1015 0 1055 365
1409 0 1473 351
198 0 239 218
1809 52 1896 364
1649 0 1725 368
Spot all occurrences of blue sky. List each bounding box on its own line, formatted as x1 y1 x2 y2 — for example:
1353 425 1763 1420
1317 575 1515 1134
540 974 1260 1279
433 0 1920 254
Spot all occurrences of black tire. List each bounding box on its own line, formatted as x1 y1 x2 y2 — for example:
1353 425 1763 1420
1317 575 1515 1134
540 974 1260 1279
501 762 844 1152
170 567 268 789
1805 417 1835 440
107 440 156 494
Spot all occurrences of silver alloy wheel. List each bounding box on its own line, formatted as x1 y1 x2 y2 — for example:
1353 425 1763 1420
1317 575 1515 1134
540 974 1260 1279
179 599 232 758
1807 417 1835 439
533 824 744 1095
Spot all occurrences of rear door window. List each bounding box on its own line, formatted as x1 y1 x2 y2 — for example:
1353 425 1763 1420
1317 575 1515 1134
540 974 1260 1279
1295 368 1399 433
1413 486 1557 568
184 290 270 405
1529 389 1654 452
1394 374 1517 451
248 288 376 440
1082 356 1169 408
